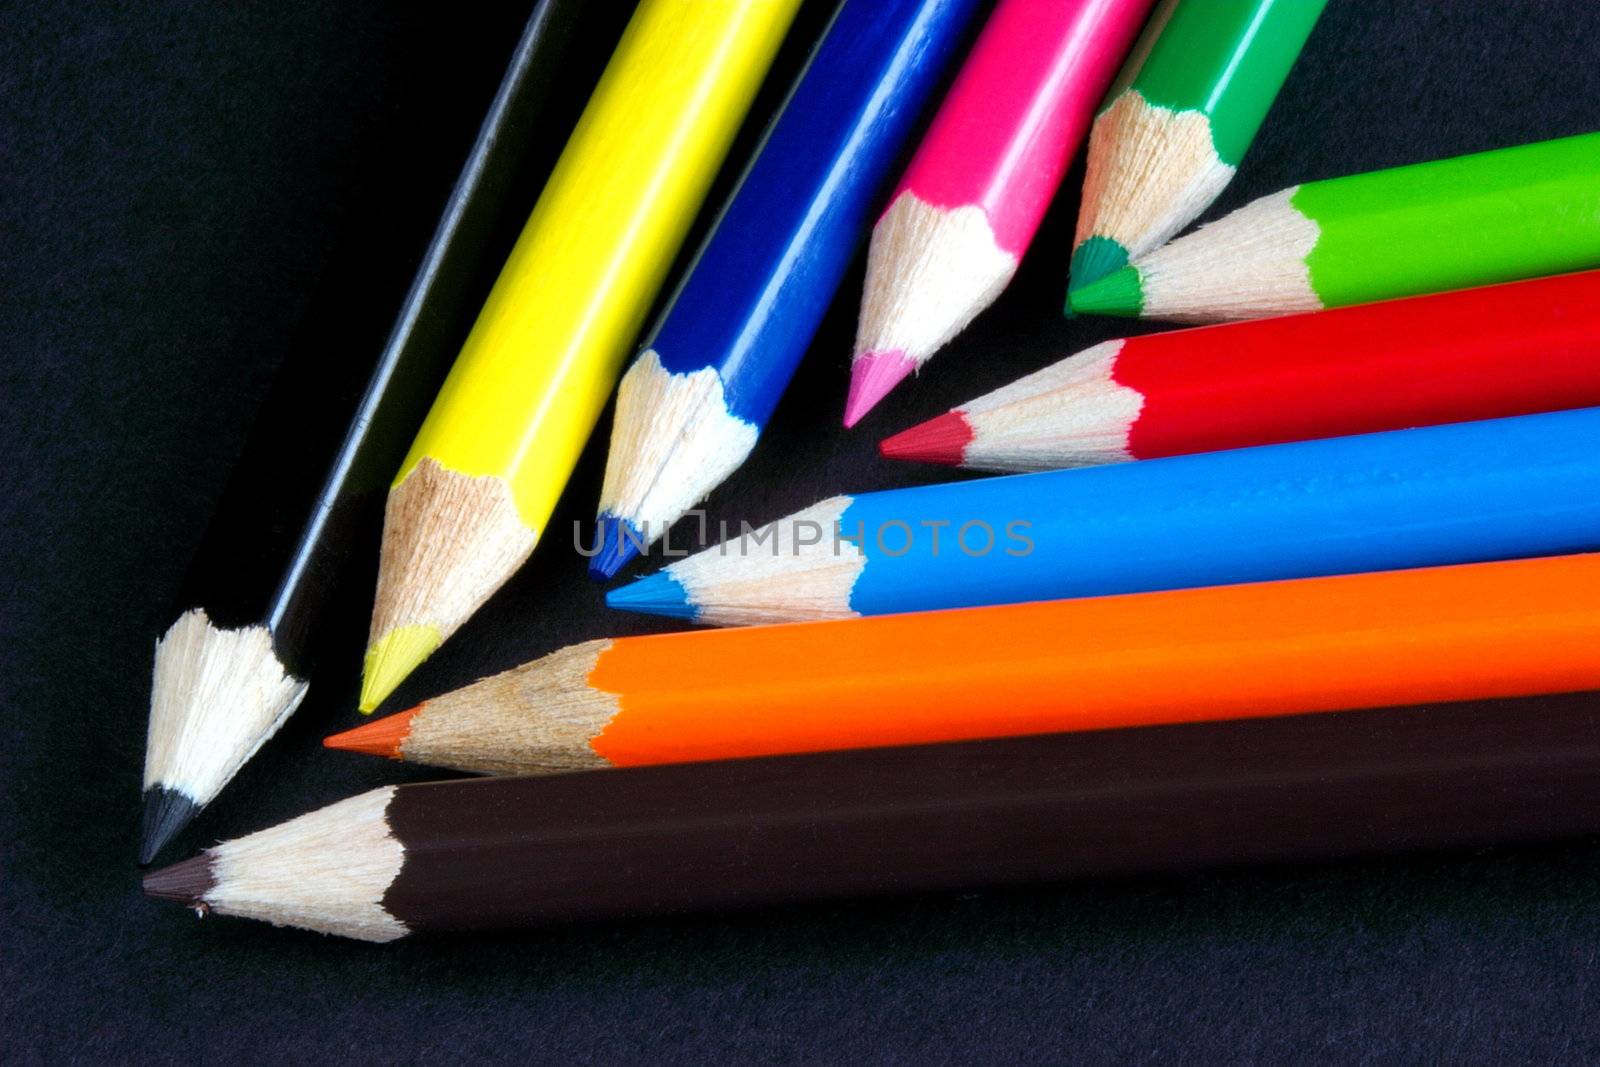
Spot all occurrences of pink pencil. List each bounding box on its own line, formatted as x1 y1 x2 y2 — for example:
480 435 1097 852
845 0 1154 427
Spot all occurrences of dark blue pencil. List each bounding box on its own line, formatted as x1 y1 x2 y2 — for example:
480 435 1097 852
606 406 1600 626
588 0 982 581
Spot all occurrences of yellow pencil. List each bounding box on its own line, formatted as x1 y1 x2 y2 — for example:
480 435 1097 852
361 0 800 712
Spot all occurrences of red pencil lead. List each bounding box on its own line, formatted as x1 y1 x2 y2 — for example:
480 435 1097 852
880 411 973 465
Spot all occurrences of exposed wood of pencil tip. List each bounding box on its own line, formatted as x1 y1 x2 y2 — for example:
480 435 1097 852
854 191 1018 369
884 339 1144 471
145 786 409 942
661 496 867 626
335 640 618 775
363 457 539 710
1115 187 1321 323
142 609 310 861
1074 90 1235 269
598 349 759 540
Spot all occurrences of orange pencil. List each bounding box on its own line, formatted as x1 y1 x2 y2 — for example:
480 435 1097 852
326 552 1600 775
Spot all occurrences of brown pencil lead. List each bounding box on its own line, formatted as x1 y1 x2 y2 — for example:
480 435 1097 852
142 853 216 907
324 706 420 759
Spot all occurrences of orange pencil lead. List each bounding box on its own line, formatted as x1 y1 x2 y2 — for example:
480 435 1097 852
324 706 421 759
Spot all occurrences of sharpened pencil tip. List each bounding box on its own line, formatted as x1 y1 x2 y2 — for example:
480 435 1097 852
1067 265 1143 318
605 570 696 620
360 624 442 713
879 411 974 466
1068 236 1129 294
138 786 202 866
845 350 916 428
325 706 420 759
589 514 643 581
143 852 216 906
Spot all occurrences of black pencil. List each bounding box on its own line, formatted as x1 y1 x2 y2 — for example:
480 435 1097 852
145 692 1600 941
139 0 583 865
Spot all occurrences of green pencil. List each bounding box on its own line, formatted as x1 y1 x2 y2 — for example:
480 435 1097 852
1068 0 1326 294
1069 131 1600 324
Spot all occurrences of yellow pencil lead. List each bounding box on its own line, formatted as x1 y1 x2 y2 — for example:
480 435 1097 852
360 624 443 713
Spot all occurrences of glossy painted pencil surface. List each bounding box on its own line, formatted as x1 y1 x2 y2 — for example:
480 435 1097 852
886 270 1600 472
138 0 581 865
590 0 982 580
609 407 1600 626
331 553 1600 776
1069 131 1600 322
153 689 1600 941
1069 0 1326 291
360 0 800 711
845 0 1154 425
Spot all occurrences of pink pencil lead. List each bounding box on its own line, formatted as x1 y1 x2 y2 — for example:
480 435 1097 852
844 350 916 427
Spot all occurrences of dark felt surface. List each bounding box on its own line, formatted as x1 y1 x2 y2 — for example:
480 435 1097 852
6 0 1600 1061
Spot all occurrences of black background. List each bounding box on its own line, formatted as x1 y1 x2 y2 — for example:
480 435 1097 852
7 1 1600 1061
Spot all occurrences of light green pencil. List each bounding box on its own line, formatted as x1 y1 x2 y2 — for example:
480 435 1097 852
1069 0 1327 294
1069 131 1600 323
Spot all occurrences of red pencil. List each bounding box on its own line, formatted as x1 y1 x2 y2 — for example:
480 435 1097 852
882 270 1600 472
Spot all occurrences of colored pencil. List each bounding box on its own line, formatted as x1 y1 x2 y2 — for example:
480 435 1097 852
884 270 1600 472
138 0 581 866
589 0 983 582
1068 0 1326 294
844 0 1154 426
360 0 800 712
607 407 1600 626
152 689 1600 941
330 553 1600 777
1068 131 1600 323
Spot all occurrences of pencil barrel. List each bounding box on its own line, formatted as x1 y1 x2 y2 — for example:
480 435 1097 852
1117 270 1600 459
843 408 1600 617
396 0 801 531
610 555 1600 766
304 693 1600 933
1297 132 1600 308
1119 0 1325 163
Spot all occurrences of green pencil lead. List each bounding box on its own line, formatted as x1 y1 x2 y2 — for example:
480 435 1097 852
1069 236 1130 294
1067 264 1144 318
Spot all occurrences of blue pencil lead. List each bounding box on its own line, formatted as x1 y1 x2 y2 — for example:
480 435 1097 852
606 570 697 620
589 514 645 582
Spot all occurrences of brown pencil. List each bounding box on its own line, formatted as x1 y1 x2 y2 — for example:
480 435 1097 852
146 691 1600 941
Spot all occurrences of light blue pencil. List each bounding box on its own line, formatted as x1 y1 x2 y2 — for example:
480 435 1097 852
607 406 1600 626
